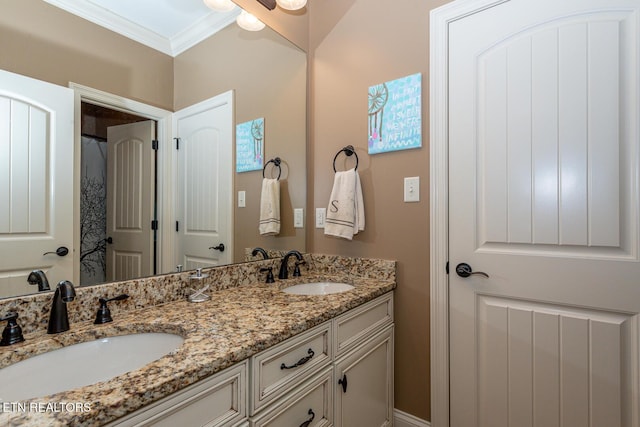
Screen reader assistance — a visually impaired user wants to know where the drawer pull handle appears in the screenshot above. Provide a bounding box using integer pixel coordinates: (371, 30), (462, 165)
(338, 373), (348, 393)
(280, 348), (315, 370)
(300, 409), (315, 427)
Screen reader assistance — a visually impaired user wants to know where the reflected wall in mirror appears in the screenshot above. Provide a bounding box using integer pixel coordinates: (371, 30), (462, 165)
(0, 0), (306, 298)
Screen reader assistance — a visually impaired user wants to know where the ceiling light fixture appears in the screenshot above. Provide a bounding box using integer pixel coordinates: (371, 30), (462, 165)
(275, 0), (307, 10)
(203, 0), (236, 12)
(236, 10), (266, 31)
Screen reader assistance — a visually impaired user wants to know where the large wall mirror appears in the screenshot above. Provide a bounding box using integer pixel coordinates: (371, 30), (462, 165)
(0, 0), (307, 298)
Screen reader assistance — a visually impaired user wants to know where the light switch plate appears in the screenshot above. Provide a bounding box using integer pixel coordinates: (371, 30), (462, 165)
(294, 208), (304, 228)
(404, 177), (420, 202)
(315, 208), (326, 228)
(238, 191), (246, 208)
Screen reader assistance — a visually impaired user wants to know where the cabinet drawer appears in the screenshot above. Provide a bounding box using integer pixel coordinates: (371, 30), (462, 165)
(251, 322), (332, 414)
(250, 367), (333, 427)
(334, 292), (393, 356)
(108, 361), (247, 427)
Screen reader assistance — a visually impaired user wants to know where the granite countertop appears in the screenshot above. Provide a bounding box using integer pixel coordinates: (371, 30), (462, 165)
(0, 273), (395, 426)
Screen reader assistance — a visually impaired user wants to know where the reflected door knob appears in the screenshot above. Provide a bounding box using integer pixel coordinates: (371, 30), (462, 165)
(43, 246), (69, 257)
(209, 244), (225, 252)
(455, 263), (489, 278)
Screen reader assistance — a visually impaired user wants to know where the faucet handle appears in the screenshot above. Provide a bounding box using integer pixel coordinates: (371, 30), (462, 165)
(260, 267), (275, 283)
(94, 294), (129, 324)
(294, 260), (306, 277)
(0, 313), (25, 346)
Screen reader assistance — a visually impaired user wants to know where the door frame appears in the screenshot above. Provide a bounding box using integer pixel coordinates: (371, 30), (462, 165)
(70, 83), (174, 283)
(429, 1), (508, 425)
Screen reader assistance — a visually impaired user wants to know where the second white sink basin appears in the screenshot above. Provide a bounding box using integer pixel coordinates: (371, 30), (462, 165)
(0, 332), (184, 401)
(283, 282), (354, 295)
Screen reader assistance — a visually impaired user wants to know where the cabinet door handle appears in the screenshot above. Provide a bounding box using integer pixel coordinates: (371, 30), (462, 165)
(299, 409), (315, 427)
(280, 348), (315, 370)
(338, 373), (348, 393)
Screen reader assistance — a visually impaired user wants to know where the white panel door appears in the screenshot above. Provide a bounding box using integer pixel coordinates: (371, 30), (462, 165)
(174, 91), (233, 270)
(0, 70), (74, 297)
(448, 1), (640, 426)
(106, 121), (155, 282)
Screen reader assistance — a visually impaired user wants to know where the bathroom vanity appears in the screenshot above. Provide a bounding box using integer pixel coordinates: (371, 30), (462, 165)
(0, 255), (395, 426)
(109, 293), (393, 427)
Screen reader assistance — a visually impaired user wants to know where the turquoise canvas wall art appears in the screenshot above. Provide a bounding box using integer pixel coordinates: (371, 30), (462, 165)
(236, 118), (264, 173)
(368, 73), (422, 154)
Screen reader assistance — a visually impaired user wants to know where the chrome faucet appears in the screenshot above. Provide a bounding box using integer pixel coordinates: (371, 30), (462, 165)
(48, 280), (76, 334)
(278, 250), (303, 280)
(27, 270), (50, 292)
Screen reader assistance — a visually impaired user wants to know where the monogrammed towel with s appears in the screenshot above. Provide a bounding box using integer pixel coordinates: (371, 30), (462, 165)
(324, 168), (364, 240)
(259, 178), (280, 235)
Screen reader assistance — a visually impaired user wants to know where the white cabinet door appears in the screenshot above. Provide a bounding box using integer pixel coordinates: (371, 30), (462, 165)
(447, 0), (640, 425)
(0, 70), (74, 297)
(334, 326), (393, 427)
(173, 91), (233, 269)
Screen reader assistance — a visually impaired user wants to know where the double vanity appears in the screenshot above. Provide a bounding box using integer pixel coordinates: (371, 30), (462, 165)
(0, 254), (395, 426)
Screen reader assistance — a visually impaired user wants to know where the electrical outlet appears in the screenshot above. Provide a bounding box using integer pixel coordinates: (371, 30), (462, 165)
(315, 208), (326, 228)
(294, 208), (304, 228)
(404, 177), (420, 202)
(238, 191), (246, 208)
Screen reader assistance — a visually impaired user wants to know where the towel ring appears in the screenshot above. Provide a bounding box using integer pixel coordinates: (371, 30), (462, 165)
(333, 145), (359, 172)
(263, 157), (282, 180)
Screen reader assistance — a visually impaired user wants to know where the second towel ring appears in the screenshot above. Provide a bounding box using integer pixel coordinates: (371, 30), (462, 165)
(333, 145), (359, 172)
(263, 157), (282, 180)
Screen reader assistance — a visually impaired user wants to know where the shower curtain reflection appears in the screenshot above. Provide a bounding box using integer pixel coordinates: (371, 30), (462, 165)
(80, 135), (107, 286)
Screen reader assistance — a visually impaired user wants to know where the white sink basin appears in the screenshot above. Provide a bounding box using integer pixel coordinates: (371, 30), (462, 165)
(0, 332), (184, 401)
(282, 282), (355, 295)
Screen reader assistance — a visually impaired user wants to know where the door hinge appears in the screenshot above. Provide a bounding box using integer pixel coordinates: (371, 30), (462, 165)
(174, 137), (180, 150)
(152, 140), (158, 150)
(446, 261), (449, 275)
(151, 220), (158, 230)
(175, 221), (180, 232)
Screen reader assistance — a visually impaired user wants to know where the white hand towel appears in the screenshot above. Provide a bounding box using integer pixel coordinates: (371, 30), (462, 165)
(259, 178), (280, 236)
(324, 168), (365, 240)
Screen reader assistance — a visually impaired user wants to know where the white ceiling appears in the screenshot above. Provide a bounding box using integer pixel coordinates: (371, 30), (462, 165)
(43, 0), (241, 57)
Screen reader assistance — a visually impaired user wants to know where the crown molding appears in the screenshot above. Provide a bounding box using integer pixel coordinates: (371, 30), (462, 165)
(43, 0), (240, 57)
(171, 9), (240, 56)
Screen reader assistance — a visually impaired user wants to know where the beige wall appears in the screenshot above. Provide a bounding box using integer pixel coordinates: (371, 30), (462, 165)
(306, 0), (451, 421)
(174, 24), (307, 262)
(0, 0), (173, 110)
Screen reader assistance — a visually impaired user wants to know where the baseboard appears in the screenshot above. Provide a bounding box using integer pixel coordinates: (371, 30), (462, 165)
(394, 409), (430, 427)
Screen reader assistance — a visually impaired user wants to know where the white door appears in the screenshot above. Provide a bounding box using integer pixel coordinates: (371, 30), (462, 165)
(174, 91), (233, 270)
(106, 121), (156, 282)
(448, 0), (640, 426)
(0, 70), (74, 297)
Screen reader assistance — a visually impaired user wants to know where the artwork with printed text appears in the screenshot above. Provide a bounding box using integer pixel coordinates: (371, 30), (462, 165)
(236, 118), (264, 172)
(368, 73), (421, 154)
